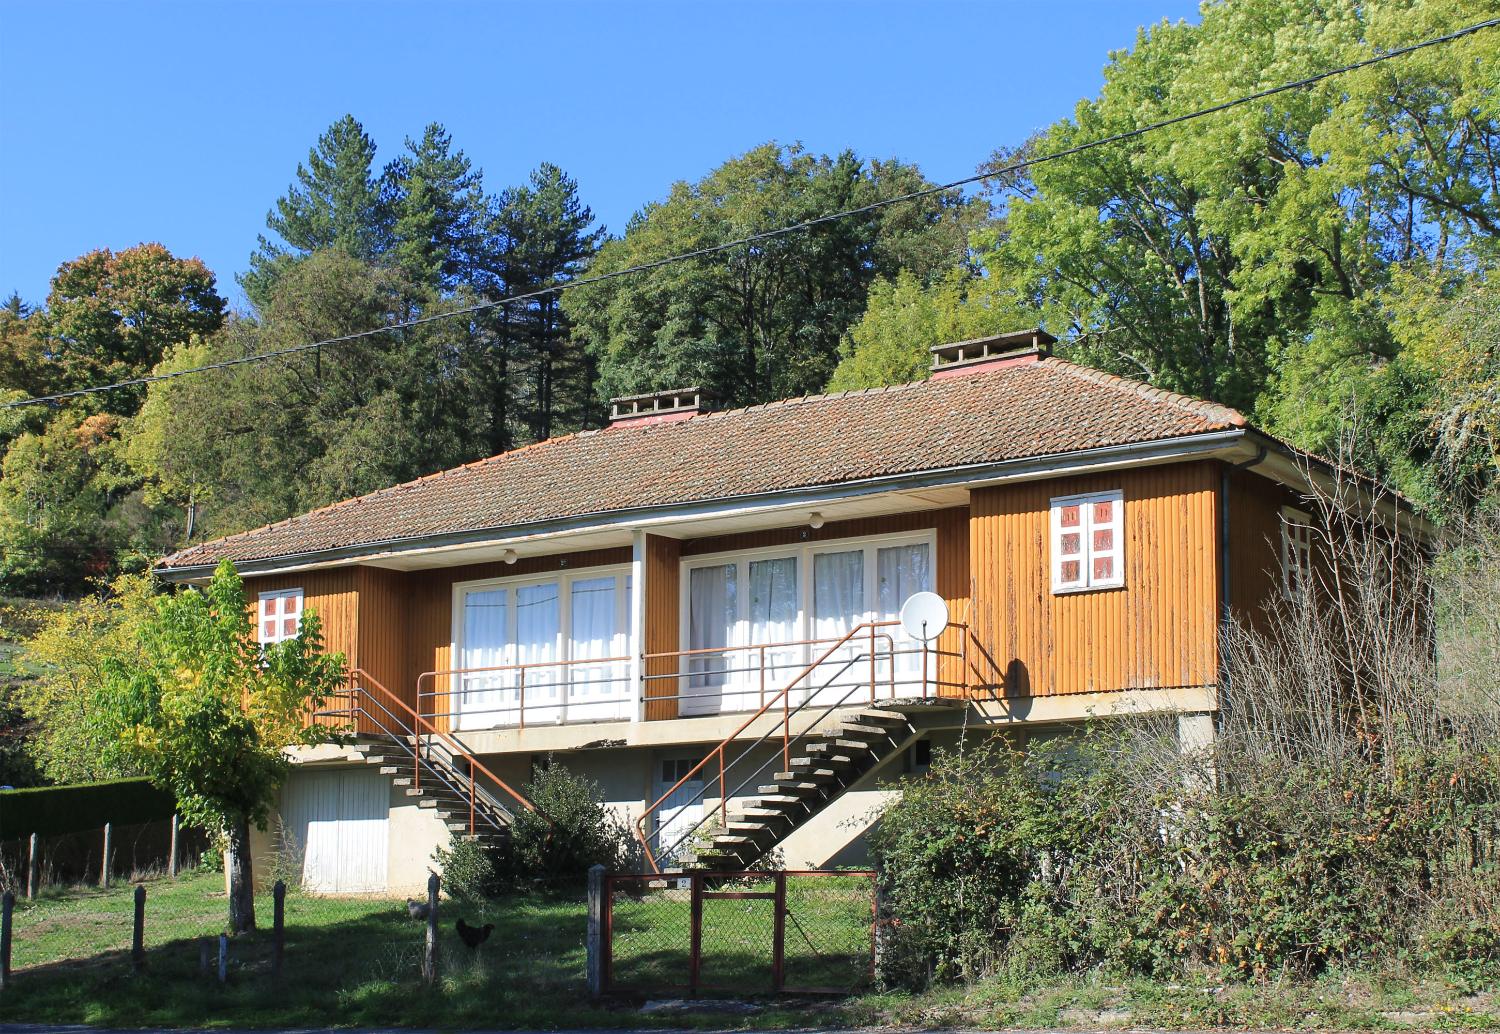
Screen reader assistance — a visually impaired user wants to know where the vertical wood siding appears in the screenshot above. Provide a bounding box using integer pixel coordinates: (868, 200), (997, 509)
(643, 535), (681, 720)
(355, 567), (412, 711)
(968, 462), (1219, 698)
(243, 569), (359, 730)
(1227, 465), (1302, 633)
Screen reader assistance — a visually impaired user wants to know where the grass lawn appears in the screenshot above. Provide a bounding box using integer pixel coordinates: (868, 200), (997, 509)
(2, 870), (1497, 1030)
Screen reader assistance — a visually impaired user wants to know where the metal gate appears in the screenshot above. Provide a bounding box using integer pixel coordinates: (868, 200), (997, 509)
(603, 870), (876, 995)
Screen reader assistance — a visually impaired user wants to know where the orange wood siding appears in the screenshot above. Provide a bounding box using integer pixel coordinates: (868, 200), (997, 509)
(354, 567), (412, 710)
(968, 462), (1219, 698)
(242, 569), (359, 664)
(242, 568), (359, 730)
(643, 534), (681, 720)
(404, 547), (633, 730)
(1226, 465), (1302, 630)
(679, 509), (967, 557)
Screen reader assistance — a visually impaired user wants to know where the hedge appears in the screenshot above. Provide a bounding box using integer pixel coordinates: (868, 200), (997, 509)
(0, 778), (175, 839)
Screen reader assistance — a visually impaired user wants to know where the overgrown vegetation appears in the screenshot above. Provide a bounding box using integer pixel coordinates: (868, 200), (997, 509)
(875, 473), (1500, 991)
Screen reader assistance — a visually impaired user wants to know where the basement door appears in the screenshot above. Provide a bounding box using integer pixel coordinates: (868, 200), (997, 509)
(280, 768), (389, 894)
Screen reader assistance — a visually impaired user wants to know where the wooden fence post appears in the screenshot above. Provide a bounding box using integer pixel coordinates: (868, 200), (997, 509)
(100, 823), (112, 888)
(586, 864), (605, 996)
(271, 881), (285, 978)
(25, 834), (37, 899)
(422, 871), (439, 986)
(132, 885), (145, 972)
(168, 815), (180, 879)
(1, 890), (13, 990)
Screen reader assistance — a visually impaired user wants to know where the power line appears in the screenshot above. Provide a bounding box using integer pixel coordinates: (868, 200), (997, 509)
(5, 15), (1497, 412)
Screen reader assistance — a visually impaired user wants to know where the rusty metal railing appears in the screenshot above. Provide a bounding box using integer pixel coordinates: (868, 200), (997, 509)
(632, 622), (970, 873)
(319, 668), (544, 837)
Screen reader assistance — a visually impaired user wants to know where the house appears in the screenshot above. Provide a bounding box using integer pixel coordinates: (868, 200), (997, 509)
(155, 330), (1396, 894)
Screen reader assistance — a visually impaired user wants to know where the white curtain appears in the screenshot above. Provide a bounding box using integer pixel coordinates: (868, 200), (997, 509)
(460, 588), (509, 727)
(878, 543), (933, 691)
(569, 576), (621, 714)
(515, 583), (561, 717)
(749, 557), (800, 706)
(812, 551), (864, 702)
(688, 564), (736, 710)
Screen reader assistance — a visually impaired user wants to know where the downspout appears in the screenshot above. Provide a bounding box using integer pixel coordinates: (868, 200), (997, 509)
(1217, 446), (1268, 722)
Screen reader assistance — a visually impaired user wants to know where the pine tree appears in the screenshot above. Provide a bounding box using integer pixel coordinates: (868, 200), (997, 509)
(384, 124), (489, 291)
(489, 164), (604, 443)
(242, 115), (388, 308)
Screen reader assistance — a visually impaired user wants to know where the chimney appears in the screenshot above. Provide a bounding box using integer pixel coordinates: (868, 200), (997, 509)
(607, 387), (712, 427)
(929, 329), (1056, 380)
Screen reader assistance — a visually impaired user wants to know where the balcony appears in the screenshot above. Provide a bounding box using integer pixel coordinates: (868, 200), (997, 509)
(394, 620), (971, 733)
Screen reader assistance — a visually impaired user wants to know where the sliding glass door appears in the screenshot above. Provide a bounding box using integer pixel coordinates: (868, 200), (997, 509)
(681, 533), (936, 714)
(455, 568), (631, 730)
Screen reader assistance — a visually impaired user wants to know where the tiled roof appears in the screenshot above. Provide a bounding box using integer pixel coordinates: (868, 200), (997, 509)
(157, 358), (1248, 570)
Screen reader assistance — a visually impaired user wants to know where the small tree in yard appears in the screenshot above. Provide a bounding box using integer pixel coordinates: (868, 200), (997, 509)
(90, 558), (345, 931)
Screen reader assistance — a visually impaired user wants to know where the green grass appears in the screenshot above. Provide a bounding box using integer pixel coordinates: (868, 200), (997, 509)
(2, 871), (1497, 1030)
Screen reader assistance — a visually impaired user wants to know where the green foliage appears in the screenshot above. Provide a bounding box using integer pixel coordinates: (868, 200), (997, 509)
(87, 559), (345, 835)
(435, 761), (636, 898)
(500, 760), (637, 888)
(565, 142), (982, 408)
(0, 776), (174, 839)
(827, 268), (1031, 391)
(975, 0), (1500, 507)
(15, 573), (157, 783)
(873, 733), (1500, 988)
(432, 836), (500, 902)
(243, 115), (387, 307)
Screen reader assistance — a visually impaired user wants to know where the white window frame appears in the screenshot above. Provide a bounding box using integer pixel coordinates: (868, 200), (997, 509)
(258, 588), (304, 645)
(449, 564), (634, 723)
(1280, 506), (1314, 597)
(1050, 489), (1125, 594)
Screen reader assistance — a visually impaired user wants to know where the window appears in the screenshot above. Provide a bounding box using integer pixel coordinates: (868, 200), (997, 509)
(453, 567), (633, 729)
(1051, 490), (1124, 593)
(681, 532), (936, 713)
(258, 589), (304, 644)
(1280, 507), (1314, 597)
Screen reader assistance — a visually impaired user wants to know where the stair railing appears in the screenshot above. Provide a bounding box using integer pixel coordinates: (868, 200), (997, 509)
(321, 668), (544, 837)
(634, 622), (906, 872)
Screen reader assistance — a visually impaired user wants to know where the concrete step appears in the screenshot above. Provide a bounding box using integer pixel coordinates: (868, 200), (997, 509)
(838, 721), (901, 739)
(775, 767), (840, 783)
(750, 794), (806, 807)
(792, 753), (857, 770)
(854, 708), (912, 726)
(732, 807), (796, 825)
(813, 738), (876, 755)
(758, 782), (825, 795)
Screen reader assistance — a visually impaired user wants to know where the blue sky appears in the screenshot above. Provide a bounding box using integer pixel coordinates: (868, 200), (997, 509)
(0, 0), (1201, 309)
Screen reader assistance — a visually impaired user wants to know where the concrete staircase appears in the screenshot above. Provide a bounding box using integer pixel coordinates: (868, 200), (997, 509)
(679, 701), (953, 871)
(350, 738), (512, 847)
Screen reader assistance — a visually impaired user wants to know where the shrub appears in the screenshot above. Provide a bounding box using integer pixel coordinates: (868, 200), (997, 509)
(500, 760), (637, 890)
(435, 760), (638, 898)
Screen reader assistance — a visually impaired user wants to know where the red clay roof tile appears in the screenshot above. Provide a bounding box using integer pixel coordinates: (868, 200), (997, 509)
(157, 358), (1248, 570)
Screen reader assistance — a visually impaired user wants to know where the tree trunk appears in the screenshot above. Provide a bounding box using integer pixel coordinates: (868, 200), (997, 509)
(225, 817), (256, 933)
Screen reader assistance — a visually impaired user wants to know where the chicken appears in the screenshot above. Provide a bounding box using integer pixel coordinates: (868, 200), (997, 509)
(455, 918), (493, 949)
(406, 898), (430, 920)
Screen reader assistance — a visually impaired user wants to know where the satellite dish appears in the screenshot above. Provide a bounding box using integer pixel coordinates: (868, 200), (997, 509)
(899, 592), (949, 642)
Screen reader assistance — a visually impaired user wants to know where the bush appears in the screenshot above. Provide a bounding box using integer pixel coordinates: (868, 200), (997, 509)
(874, 733), (1500, 988)
(435, 760), (638, 898)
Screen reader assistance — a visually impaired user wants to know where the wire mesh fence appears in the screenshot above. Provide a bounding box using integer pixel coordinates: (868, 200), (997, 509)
(604, 870), (876, 995)
(0, 867), (591, 1004)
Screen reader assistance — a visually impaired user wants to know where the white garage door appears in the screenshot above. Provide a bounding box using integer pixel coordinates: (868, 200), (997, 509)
(280, 769), (389, 894)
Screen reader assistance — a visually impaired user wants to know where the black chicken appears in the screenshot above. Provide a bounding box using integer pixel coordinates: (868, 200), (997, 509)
(406, 898), (430, 920)
(455, 918), (494, 949)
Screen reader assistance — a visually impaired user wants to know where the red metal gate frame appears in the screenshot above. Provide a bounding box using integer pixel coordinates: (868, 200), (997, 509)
(603, 869), (877, 996)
